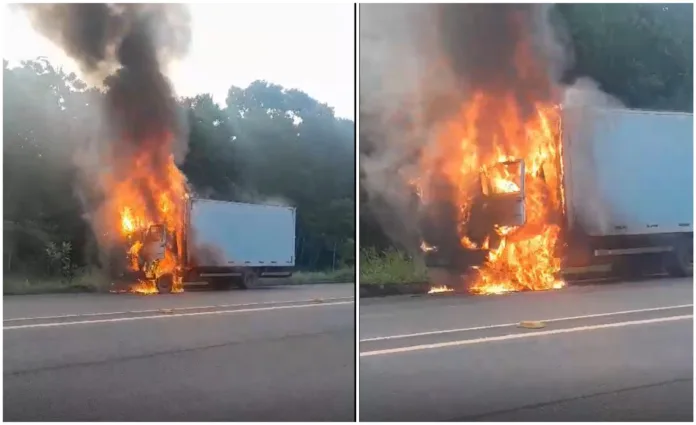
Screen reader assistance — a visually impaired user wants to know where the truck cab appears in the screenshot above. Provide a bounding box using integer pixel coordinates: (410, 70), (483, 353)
(142, 224), (167, 264)
(423, 158), (528, 272)
(480, 159), (527, 229)
(125, 223), (177, 293)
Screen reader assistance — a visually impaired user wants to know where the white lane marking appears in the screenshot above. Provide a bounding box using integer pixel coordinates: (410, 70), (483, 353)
(361, 314), (693, 357)
(4, 301), (354, 330)
(4, 296), (355, 322)
(360, 304), (693, 342)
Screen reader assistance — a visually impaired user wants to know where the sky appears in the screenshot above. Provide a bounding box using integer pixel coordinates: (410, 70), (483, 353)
(2, 3), (355, 119)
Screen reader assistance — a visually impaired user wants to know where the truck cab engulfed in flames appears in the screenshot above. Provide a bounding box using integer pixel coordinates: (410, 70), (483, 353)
(113, 197), (298, 295)
(128, 224), (169, 274)
(119, 220), (181, 294)
(480, 159), (527, 229)
(422, 158), (531, 271)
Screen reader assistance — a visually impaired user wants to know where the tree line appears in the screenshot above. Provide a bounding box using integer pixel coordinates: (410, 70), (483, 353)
(4, 59), (355, 277)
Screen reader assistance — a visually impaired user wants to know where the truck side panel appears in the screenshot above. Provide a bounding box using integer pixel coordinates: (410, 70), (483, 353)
(189, 199), (296, 268)
(563, 108), (693, 237)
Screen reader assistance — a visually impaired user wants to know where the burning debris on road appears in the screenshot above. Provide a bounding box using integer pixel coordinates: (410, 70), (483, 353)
(361, 4), (574, 295)
(22, 4), (192, 294)
(427, 285), (454, 295)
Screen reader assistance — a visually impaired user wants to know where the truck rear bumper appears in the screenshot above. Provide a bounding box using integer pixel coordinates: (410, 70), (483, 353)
(260, 270), (293, 278)
(594, 246), (674, 256)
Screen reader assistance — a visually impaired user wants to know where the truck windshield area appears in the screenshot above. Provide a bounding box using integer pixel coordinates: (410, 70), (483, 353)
(481, 159), (524, 196)
(146, 224), (164, 243)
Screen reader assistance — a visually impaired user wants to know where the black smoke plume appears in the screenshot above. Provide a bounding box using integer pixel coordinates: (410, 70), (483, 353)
(21, 4), (192, 269)
(436, 4), (561, 117)
(22, 4), (191, 160)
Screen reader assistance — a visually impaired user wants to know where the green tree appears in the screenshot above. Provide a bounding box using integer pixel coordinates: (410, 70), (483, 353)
(557, 3), (692, 111)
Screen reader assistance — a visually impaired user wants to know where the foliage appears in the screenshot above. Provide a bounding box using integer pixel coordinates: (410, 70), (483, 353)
(360, 248), (429, 285)
(4, 61), (355, 283)
(556, 3), (693, 111)
(44, 241), (76, 282)
(289, 268), (355, 285)
(4, 268), (111, 295)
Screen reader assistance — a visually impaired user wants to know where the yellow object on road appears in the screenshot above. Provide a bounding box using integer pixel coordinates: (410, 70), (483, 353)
(518, 321), (545, 329)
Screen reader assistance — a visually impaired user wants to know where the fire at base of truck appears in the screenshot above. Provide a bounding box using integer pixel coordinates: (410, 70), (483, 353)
(112, 222), (182, 295)
(414, 98), (567, 295)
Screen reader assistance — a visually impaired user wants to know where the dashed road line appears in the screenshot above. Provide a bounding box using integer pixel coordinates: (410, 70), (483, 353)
(4, 296), (355, 323)
(360, 304), (693, 342)
(360, 314), (693, 357)
(5, 300), (354, 330)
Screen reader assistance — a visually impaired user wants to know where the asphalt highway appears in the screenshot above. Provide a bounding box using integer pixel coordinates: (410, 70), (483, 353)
(4, 283), (356, 421)
(360, 278), (693, 421)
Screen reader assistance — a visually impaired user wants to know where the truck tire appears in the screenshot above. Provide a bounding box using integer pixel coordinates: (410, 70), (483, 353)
(156, 274), (174, 294)
(665, 240), (693, 278)
(239, 270), (259, 289)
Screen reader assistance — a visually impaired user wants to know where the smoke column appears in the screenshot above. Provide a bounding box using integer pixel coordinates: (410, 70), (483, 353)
(21, 4), (192, 268)
(437, 4), (563, 119)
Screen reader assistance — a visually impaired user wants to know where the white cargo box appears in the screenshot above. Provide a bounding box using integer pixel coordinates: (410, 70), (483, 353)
(189, 199), (296, 267)
(563, 107), (693, 237)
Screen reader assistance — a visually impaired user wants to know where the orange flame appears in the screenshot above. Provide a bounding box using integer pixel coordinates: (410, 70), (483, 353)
(428, 285), (454, 294)
(127, 280), (159, 295)
(104, 131), (188, 293)
(491, 178), (520, 194)
(420, 240), (438, 252)
(421, 93), (566, 295)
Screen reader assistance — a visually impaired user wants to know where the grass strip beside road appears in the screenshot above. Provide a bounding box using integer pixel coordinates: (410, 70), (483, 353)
(5, 268), (355, 295)
(4, 270), (110, 295)
(359, 248), (613, 287)
(360, 249), (429, 285)
(287, 268), (355, 284)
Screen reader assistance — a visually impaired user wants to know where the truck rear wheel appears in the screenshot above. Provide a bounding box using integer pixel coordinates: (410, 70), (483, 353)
(238, 270), (259, 289)
(665, 240), (693, 278)
(156, 274), (174, 294)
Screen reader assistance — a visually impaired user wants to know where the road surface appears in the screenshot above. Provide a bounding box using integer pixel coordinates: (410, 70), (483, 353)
(4, 284), (355, 421)
(360, 278), (693, 421)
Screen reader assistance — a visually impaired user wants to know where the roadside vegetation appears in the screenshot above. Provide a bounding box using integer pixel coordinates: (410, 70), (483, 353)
(4, 269), (111, 295)
(359, 248), (429, 285)
(5, 269), (354, 295)
(289, 268), (355, 285)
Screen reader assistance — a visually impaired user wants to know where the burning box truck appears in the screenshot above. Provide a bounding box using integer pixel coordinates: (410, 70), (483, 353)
(116, 198), (297, 294)
(424, 106), (693, 285)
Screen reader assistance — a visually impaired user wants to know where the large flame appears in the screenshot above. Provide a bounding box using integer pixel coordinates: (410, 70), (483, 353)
(421, 93), (566, 295)
(107, 131), (188, 294)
